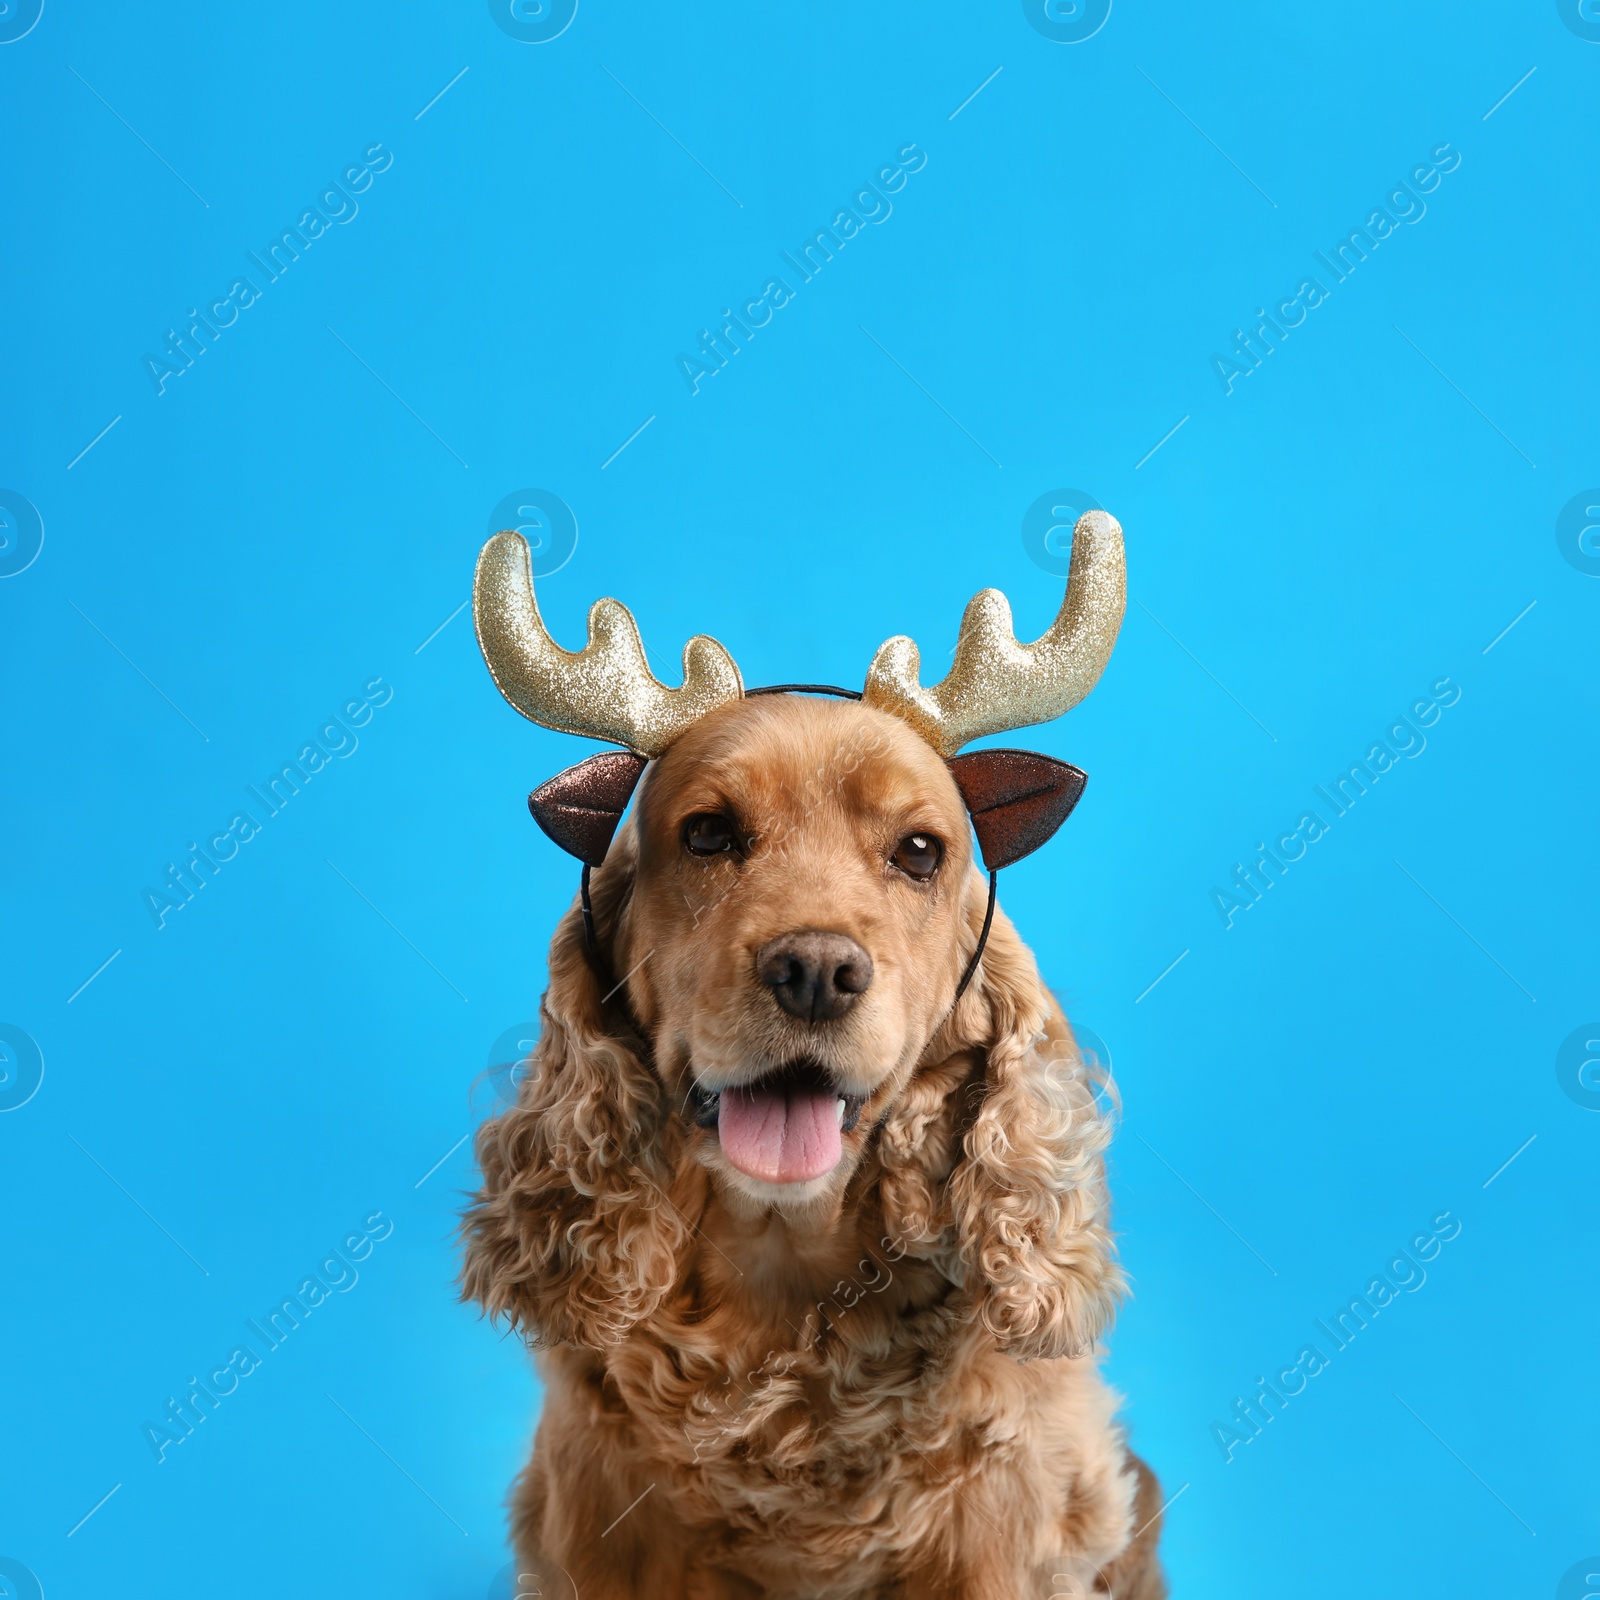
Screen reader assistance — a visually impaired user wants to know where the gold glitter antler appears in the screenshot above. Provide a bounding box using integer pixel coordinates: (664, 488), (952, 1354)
(862, 510), (1126, 757)
(473, 531), (744, 757)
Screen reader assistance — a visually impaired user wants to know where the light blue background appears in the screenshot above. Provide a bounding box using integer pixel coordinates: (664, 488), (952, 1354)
(3, 4), (1596, 1595)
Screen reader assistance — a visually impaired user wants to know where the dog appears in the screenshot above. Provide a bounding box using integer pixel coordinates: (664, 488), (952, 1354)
(461, 514), (1164, 1598)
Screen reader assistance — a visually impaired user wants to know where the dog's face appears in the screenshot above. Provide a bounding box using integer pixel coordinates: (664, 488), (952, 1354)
(612, 694), (977, 1211)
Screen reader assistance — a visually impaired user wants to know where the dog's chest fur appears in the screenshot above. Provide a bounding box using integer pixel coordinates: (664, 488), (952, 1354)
(539, 1199), (1124, 1593)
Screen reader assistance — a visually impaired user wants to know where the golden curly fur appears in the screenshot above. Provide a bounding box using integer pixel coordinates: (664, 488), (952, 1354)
(463, 694), (1165, 1598)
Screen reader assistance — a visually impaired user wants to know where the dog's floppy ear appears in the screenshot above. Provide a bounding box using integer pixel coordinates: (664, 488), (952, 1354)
(944, 894), (1122, 1361)
(946, 749), (1086, 872)
(528, 751), (649, 866)
(460, 837), (689, 1349)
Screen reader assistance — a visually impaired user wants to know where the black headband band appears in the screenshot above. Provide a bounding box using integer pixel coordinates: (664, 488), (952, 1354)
(744, 683), (863, 699)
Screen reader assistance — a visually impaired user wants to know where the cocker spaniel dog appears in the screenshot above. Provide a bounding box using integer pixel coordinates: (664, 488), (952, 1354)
(461, 512), (1165, 1599)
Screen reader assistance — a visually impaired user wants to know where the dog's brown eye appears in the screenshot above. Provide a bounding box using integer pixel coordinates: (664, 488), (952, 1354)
(892, 833), (942, 879)
(684, 813), (737, 856)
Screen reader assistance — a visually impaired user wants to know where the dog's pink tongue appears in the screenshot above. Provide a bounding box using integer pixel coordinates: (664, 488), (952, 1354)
(718, 1082), (842, 1184)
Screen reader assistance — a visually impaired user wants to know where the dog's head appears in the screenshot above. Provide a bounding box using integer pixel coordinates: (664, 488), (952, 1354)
(461, 515), (1127, 1355)
(617, 692), (975, 1207)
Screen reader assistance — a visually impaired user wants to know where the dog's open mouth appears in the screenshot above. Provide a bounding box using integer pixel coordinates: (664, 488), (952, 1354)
(689, 1061), (866, 1185)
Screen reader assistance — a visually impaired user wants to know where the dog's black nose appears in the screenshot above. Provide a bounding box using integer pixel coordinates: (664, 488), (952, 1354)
(756, 930), (873, 1022)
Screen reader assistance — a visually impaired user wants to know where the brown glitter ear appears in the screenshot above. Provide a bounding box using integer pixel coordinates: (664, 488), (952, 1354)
(946, 749), (1087, 872)
(528, 751), (649, 867)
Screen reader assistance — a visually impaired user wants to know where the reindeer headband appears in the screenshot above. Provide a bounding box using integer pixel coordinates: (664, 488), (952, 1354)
(474, 511), (1125, 991)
